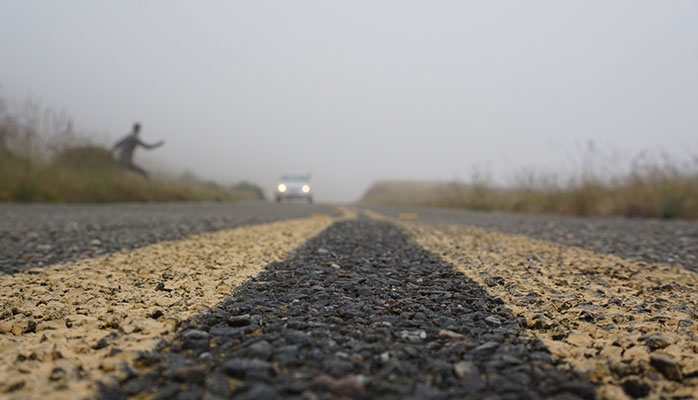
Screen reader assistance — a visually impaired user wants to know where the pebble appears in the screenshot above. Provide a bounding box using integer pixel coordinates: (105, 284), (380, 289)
(638, 332), (673, 351)
(222, 358), (275, 379)
(621, 378), (651, 399)
(649, 354), (683, 381)
(247, 340), (273, 361)
(181, 329), (208, 340)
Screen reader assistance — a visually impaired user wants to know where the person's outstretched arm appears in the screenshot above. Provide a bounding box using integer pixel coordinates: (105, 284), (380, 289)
(137, 138), (165, 150)
(145, 140), (165, 150)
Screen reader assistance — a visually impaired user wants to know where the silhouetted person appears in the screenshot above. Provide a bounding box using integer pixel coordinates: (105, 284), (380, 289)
(110, 123), (164, 179)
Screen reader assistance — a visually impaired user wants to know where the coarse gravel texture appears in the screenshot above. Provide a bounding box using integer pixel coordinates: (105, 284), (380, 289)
(108, 218), (596, 400)
(4, 202), (697, 399)
(361, 204), (698, 272)
(401, 219), (698, 399)
(0, 216), (336, 400)
(0, 201), (341, 273)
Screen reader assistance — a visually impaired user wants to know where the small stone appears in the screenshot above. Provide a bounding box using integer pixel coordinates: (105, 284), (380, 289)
(638, 333), (673, 351)
(317, 248), (329, 254)
(205, 373), (232, 397)
(181, 329), (209, 340)
(222, 358), (275, 379)
(485, 316), (502, 326)
(650, 354), (683, 381)
(438, 329), (467, 340)
(228, 314), (252, 327)
(324, 358), (354, 376)
(623, 345), (650, 362)
(453, 361), (478, 379)
(273, 345), (299, 364)
(621, 378), (651, 399)
(610, 362), (645, 378)
(247, 340), (273, 361)
(312, 374), (366, 397)
(474, 341), (499, 353)
(153, 383), (181, 400)
(233, 383), (278, 400)
(283, 330), (314, 347)
(396, 329), (427, 342)
(557, 382), (597, 400)
(564, 332), (593, 348)
(48, 367), (68, 382)
(485, 275), (505, 286)
(1, 379), (25, 393)
(172, 366), (206, 384)
(282, 382), (307, 394)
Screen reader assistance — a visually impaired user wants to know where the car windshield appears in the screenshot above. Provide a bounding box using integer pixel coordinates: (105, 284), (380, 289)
(281, 174), (310, 181)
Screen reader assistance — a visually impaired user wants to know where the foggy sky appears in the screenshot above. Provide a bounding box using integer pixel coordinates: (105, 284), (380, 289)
(1, 1), (697, 202)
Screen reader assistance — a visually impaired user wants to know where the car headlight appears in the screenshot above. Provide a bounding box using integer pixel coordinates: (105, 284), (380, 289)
(302, 184), (310, 193)
(277, 184), (287, 193)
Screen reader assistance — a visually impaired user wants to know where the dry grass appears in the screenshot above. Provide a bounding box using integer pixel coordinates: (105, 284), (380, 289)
(0, 97), (264, 203)
(362, 151), (698, 220)
(359, 180), (453, 206)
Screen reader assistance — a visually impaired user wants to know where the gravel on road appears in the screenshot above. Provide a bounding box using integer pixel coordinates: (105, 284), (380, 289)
(361, 204), (698, 273)
(0, 202), (341, 274)
(107, 218), (595, 400)
(3, 203), (697, 399)
(399, 218), (698, 399)
(0, 214), (337, 400)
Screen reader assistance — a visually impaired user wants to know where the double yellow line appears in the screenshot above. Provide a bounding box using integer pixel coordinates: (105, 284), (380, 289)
(0, 211), (349, 400)
(2, 206), (695, 399)
(366, 209), (698, 399)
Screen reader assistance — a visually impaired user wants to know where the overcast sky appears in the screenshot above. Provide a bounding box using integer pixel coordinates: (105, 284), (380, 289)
(1, 1), (697, 202)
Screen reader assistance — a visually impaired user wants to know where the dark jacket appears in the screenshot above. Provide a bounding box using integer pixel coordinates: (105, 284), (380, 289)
(110, 133), (162, 163)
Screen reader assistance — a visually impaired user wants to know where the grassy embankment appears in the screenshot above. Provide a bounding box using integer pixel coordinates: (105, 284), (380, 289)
(0, 99), (264, 203)
(362, 152), (698, 220)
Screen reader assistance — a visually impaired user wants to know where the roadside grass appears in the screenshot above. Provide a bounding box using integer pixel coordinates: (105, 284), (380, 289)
(0, 97), (264, 203)
(362, 155), (698, 220)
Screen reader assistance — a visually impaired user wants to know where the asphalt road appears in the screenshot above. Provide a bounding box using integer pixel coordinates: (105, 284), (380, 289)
(360, 203), (698, 273)
(0, 201), (342, 273)
(1, 202), (696, 399)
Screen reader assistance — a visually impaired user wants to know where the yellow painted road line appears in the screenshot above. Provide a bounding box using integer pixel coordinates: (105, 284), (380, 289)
(0, 215), (341, 400)
(362, 209), (419, 221)
(361, 208), (391, 221)
(398, 213), (419, 220)
(399, 220), (698, 399)
(333, 205), (360, 221)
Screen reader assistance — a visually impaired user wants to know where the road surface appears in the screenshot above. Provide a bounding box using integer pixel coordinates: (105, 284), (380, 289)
(0, 202), (696, 399)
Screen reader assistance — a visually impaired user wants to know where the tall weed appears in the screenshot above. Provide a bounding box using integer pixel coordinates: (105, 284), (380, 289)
(0, 96), (264, 203)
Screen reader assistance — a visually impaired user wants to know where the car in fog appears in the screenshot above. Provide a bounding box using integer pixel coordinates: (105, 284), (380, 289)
(275, 174), (313, 203)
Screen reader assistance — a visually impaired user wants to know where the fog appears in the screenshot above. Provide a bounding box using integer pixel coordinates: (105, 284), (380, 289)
(1, 1), (697, 202)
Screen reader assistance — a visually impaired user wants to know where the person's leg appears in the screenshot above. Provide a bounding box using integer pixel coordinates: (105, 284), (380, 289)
(126, 162), (149, 179)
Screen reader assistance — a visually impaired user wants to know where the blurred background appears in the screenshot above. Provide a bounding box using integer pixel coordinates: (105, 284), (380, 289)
(1, 1), (697, 217)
